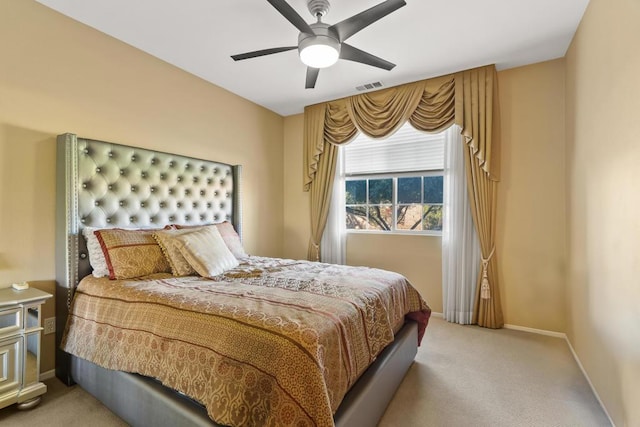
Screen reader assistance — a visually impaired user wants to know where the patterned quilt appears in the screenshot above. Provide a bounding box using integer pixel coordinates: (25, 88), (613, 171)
(62, 257), (431, 427)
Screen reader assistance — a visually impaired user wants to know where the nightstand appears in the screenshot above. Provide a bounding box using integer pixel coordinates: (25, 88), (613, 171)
(0, 287), (52, 410)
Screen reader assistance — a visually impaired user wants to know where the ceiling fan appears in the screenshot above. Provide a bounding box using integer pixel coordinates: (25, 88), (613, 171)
(231, 0), (407, 89)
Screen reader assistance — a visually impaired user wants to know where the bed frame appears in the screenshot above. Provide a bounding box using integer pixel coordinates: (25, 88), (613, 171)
(54, 133), (418, 426)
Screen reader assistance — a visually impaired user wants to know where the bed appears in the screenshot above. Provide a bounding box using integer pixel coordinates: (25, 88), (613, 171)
(54, 133), (431, 427)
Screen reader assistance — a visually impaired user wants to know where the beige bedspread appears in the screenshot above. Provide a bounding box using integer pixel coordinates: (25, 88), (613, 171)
(62, 257), (431, 427)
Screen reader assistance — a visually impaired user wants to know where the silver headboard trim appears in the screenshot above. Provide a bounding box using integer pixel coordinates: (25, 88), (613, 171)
(55, 134), (80, 310)
(232, 165), (242, 240)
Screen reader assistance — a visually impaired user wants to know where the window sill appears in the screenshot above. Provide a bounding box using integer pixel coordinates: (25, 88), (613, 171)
(346, 230), (442, 237)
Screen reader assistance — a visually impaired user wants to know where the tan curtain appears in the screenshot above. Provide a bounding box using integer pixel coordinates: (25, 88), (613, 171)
(303, 64), (503, 328)
(303, 103), (327, 192)
(303, 102), (358, 260)
(455, 66), (503, 328)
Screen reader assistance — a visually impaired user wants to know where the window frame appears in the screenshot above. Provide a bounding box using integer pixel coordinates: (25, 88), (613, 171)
(345, 170), (443, 236)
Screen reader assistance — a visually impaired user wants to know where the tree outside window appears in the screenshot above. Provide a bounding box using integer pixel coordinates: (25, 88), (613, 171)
(345, 175), (442, 233)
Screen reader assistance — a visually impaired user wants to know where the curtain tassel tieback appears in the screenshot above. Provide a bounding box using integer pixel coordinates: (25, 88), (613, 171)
(312, 242), (320, 262)
(480, 246), (496, 300)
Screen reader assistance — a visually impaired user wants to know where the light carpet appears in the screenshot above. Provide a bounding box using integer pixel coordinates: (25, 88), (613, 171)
(0, 318), (611, 426)
(380, 317), (611, 427)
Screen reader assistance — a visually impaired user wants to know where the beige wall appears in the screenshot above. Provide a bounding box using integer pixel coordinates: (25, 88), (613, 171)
(283, 114), (310, 259)
(347, 234), (443, 311)
(282, 62), (567, 321)
(565, 0), (640, 425)
(0, 1), (284, 288)
(497, 60), (567, 332)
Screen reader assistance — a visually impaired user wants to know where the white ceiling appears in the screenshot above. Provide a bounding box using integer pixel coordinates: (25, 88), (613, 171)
(36, 0), (589, 116)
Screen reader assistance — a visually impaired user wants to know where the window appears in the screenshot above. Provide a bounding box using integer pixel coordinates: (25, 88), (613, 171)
(343, 123), (444, 234)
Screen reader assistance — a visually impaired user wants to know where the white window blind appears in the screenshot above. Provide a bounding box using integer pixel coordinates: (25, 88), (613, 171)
(344, 122), (444, 175)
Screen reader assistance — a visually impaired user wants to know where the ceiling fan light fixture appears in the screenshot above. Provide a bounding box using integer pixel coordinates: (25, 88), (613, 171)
(299, 35), (340, 68)
(231, 0), (406, 88)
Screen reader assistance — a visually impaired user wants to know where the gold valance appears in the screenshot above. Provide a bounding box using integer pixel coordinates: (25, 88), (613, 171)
(303, 65), (500, 192)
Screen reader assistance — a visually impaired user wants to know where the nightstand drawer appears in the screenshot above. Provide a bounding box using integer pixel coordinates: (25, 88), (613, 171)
(0, 308), (21, 336)
(0, 336), (21, 396)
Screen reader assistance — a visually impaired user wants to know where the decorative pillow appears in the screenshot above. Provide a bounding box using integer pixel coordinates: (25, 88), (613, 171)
(174, 226), (239, 277)
(214, 222), (248, 259)
(152, 229), (197, 276)
(94, 228), (171, 280)
(82, 226), (110, 278)
(175, 222), (247, 259)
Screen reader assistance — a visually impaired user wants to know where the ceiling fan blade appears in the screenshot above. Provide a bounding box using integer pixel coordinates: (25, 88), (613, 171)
(267, 0), (314, 35)
(340, 43), (395, 70)
(330, 0), (406, 42)
(231, 46), (298, 61)
(306, 67), (320, 89)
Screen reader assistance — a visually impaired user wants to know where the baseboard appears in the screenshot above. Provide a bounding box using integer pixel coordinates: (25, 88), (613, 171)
(430, 311), (443, 319)
(39, 369), (56, 381)
(502, 323), (615, 426)
(503, 323), (566, 339)
(564, 338), (616, 427)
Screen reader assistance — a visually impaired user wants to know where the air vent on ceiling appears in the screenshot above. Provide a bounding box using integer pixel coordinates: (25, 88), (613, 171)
(356, 81), (384, 91)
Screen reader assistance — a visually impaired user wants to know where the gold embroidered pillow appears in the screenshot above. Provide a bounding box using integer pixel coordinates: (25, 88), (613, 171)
(84, 225), (174, 277)
(174, 226), (239, 277)
(94, 228), (171, 279)
(152, 229), (197, 276)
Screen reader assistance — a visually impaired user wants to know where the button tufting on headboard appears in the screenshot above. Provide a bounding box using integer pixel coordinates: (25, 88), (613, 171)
(56, 133), (242, 303)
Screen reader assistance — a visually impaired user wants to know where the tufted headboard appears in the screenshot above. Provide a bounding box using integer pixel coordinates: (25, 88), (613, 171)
(54, 133), (241, 382)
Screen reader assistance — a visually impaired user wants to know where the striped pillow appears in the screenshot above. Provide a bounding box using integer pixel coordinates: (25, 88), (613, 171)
(174, 226), (239, 277)
(214, 222), (247, 259)
(174, 222), (247, 259)
(94, 229), (171, 279)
